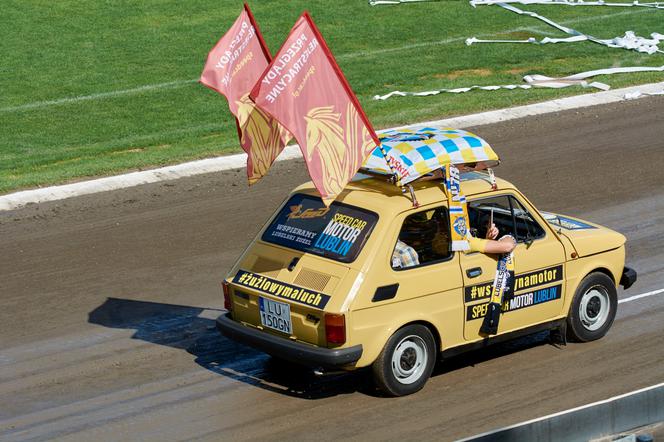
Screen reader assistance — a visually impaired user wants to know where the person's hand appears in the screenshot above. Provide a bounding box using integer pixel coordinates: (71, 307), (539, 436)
(481, 234), (516, 254)
(486, 223), (499, 240)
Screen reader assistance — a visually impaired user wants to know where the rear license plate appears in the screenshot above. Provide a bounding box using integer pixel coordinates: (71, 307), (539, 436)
(259, 297), (292, 335)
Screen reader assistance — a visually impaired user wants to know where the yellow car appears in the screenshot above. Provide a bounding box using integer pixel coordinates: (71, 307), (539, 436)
(216, 131), (636, 396)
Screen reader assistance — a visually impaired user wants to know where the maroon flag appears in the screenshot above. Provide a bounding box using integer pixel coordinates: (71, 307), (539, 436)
(250, 12), (379, 205)
(200, 4), (290, 184)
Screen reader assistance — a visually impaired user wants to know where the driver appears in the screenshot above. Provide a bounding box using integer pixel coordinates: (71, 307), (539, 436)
(468, 219), (516, 254)
(444, 164), (516, 255)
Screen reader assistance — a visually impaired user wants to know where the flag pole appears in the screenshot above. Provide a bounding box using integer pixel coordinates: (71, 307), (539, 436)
(376, 143), (402, 187)
(375, 142), (414, 206)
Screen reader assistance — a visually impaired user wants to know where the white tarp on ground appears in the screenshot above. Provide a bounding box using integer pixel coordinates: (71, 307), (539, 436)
(368, 0), (664, 99)
(471, 3), (664, 54)
(374, 81), (601, 100)
(373, 65), (664, 100)
(368, 0), (437, 4)
(372, 1), (663, 53)
(469, 0), (664, 9)
(467, 32), (664, 54)
(370, 0), (664, 7)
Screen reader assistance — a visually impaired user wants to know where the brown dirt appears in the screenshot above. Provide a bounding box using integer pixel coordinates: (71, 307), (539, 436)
(505, 67), (541, 75)
(1, 96), (663, 441)
(428, 69), (494, 80)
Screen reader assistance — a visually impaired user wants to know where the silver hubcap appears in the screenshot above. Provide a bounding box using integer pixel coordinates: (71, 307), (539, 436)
(579, 285), (610, 331)
(391, 335), (428, 385)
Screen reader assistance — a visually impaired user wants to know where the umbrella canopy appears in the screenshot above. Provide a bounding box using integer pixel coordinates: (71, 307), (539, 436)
(363, 127), (499, 185)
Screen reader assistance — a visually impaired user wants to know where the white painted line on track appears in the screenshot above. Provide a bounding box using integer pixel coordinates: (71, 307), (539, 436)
(619, 288), (664, 304)
(456, 381), (664, 442)
(0, 7), (649, 113)
(456, 288), (664, 440)
(1, 81), (663, 211)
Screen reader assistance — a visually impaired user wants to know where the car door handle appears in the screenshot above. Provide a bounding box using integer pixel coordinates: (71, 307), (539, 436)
(466, 267), (482, 278)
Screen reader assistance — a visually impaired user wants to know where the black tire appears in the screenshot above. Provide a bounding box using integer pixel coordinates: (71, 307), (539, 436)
(567, 272), (617, 342)
(372, 324), (436, 396)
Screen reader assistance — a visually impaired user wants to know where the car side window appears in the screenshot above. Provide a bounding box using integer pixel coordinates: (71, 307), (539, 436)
(467, 194), (545, 243)
(468, 195), (513, 239)
(392, 207), (452, 270)
(510, 197), (545, 242)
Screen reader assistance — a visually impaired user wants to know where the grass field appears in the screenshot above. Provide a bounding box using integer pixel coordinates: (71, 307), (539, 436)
(1, 0), (662, 194)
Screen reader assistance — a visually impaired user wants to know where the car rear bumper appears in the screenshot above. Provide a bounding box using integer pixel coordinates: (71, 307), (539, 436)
(620, 266), (637, 289)
(216, 313), (363, 369)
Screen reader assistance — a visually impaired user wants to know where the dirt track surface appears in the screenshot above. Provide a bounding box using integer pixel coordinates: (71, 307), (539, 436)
(1, 97), (663, 441)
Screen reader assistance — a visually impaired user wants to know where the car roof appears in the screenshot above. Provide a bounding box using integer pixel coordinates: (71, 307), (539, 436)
(292, 171), (517, 218)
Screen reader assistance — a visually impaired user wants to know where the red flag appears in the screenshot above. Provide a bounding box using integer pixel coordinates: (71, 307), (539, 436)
(250, 12), (379, 205)
(200, 4), (290, 184)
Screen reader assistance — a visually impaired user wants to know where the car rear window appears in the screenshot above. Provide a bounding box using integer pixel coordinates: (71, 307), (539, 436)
(262, 194), (378, 263)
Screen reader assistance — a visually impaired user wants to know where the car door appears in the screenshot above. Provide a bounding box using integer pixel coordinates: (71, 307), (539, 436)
(461, 192), (566, 340)
(376, 205), (466, 347)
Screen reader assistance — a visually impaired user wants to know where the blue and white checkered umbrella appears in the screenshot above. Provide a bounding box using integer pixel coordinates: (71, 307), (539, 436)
(363, 127), (499, 185)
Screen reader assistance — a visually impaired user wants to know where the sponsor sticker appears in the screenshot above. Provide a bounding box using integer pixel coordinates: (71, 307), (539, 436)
(287, 204), (330, 220)
(233, 269), (331, 309)
(541, 212), (596, 230)
(312, 212), (369, 258)
(466, 284), (562, 321)
(382, 132), (435, 143)
(465, 264), (563, 302)
(262, 194), (377, 263)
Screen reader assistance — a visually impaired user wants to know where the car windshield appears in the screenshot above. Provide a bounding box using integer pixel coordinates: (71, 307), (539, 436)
(261, 194), (379, 263)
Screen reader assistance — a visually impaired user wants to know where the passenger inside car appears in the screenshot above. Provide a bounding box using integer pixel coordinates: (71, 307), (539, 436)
(392, 208), (452, 269)
(392, 239), (419, 269)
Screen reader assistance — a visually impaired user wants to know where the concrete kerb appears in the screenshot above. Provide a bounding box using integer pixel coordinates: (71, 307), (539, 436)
(457, 381), (664, 442)
(2, 81), (663, 212)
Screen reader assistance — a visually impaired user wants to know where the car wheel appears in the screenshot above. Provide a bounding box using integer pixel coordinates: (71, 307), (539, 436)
(372, 324), (436, 396)
(567, 272), (617, 342)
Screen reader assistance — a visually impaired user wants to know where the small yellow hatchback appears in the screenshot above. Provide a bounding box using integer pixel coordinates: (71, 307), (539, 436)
(217, 170), (636, 396)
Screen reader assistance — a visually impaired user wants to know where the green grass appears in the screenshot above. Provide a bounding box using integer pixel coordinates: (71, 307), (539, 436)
(1, 0), (662, 193)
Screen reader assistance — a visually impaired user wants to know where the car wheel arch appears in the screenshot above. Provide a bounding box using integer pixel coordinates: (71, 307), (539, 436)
(588, 266), (617, 285)
(394, 320), (442, 353)
(355, 314), (444, 368)
(565, 266), (617, 309)
(370, 322), (440, 396)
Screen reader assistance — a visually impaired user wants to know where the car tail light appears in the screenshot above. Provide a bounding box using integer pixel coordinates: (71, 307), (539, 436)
(325, 313), (346, 345)
(221, 281), (232, 311)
